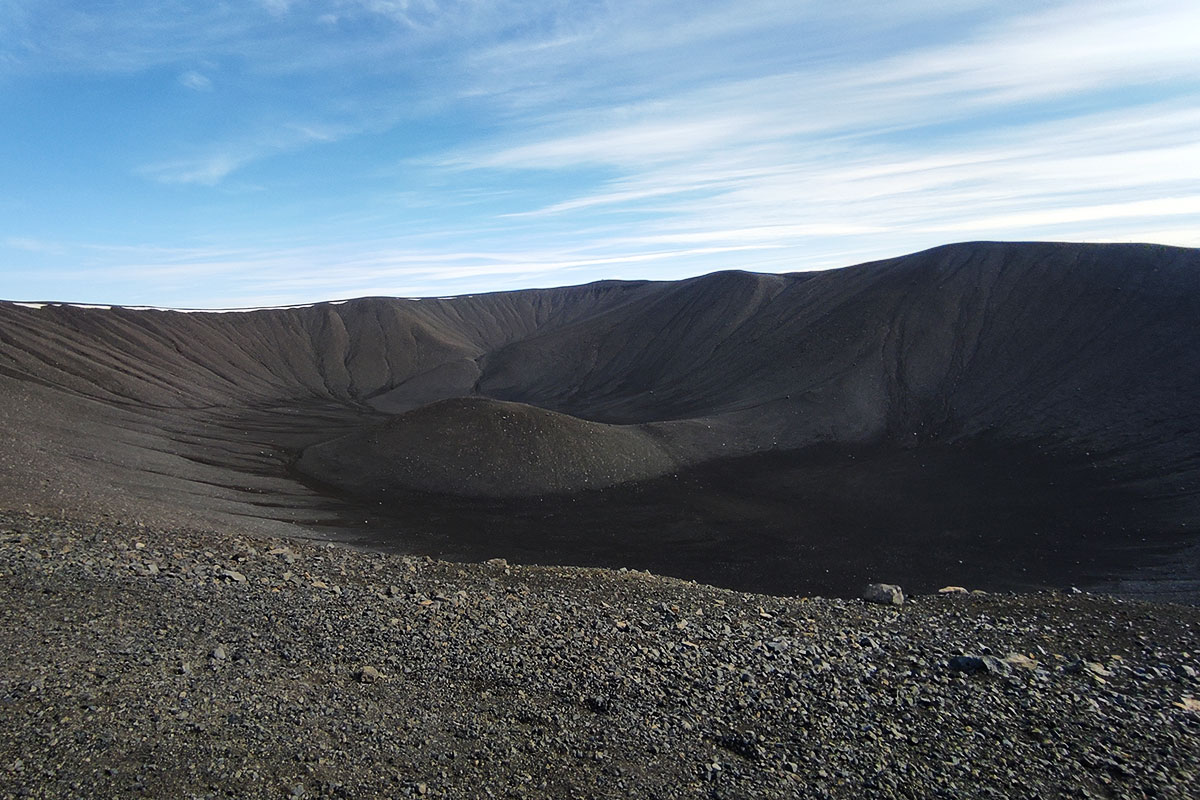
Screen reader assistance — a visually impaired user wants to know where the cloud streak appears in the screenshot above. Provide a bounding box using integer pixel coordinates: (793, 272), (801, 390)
(1, 0), (1197, 306)
(177, 70), (212, 91)
(437, 0), (1200, 266)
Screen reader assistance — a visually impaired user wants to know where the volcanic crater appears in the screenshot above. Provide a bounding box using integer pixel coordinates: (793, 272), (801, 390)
(2, 241), (1198, 599)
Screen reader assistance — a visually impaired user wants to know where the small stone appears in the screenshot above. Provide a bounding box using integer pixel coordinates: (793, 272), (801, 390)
(221, 569), (246, 583)
(211, 645), (227, 661)
(485, 558), (508, 568)
(1175, 697), (1200, 713)
(357, 666), (382, 684)
(1004, 653), (1039, 670)
(288, 784), (306, 797)
(981, 655), (1011, 676)
(862, 583), (904, 606)
(938, 586), (968, 594)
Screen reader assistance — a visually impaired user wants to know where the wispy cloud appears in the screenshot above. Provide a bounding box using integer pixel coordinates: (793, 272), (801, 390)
(437, 0), (1200, 264)
(177, 70), (212, 91)
(1, 0), (1197, 306)
(140, 153), (247, 186)
(4, 236), (66, 255)
(136, 120), (359, 185)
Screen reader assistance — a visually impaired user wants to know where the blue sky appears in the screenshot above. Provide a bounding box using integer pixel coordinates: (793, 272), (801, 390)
(2, 0), (1198, 308)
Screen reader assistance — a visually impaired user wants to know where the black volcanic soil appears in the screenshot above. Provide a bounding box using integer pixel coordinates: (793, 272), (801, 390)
(297, 397), (678, 497)
(0, 241), (1198, 600)
(327, 437), (1187, 600)
(4, 511), (1200, 800)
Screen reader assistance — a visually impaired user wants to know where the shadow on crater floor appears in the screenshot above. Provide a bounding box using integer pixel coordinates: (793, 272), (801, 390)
(298, 436), (1200, 601)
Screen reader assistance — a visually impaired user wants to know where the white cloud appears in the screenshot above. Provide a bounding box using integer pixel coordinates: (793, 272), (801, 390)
(823, 0), (1200, 122)
(4, 0), (1199, 306)
(139, 153), (248, 186)
(259, 0), (296, 15)
(4, 236), (65, 254)
(177, 70), (213, 91)
(928, 197), (1200, 234)
(136, 118), (359, 185)
(430, 0), (1200, 273)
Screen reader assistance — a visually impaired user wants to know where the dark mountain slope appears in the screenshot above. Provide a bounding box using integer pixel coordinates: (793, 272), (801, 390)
(1, 241), (1197, 598)
(467, 242), (1198, 459)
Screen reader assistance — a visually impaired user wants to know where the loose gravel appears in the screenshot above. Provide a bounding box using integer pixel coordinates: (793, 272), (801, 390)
(2, 510), (1198, 799)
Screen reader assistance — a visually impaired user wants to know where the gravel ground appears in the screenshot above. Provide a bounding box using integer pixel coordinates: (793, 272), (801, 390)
(2, 510), (1198, 799)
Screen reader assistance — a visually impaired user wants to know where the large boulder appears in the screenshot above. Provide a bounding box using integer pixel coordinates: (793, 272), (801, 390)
(862, 583), (905, 606)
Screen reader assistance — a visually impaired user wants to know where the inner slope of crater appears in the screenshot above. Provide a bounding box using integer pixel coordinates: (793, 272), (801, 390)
(296, 396), (679, 498)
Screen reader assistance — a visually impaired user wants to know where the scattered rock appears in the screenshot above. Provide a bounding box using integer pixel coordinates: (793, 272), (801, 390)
(1003, 653), (1039, 670)
(267, 547), (297, 564)
(937, 586), (968, 595)
(981, 655), (1011, 676)
(3, 510), (1200, 800)
(862, 583), (905, 606)
(1176, 697), (1200, 713)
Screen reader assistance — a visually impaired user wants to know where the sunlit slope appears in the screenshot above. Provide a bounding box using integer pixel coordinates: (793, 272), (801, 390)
(0, 280), (660, 411)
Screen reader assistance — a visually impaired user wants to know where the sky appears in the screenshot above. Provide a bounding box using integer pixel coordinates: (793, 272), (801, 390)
(1, 0), (1198, 308)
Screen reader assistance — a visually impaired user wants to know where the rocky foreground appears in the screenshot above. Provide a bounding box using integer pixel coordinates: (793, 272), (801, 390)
(1, 511), (1198, 799)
